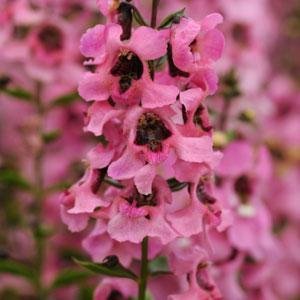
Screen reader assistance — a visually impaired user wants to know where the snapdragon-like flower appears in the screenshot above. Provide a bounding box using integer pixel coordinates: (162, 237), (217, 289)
(79, 23), (179, 107)
(61, 1), (227, 298)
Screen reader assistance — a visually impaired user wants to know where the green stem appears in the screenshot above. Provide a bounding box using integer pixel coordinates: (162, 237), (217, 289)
(150, 0), (160, 28)
(138, 236), (149, 300)
(32, 81), (47, 300)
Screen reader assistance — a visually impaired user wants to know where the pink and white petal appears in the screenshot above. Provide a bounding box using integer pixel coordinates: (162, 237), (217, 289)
(82, 231), (113, 262)
(148, 214), (178, 244)
(78, 72), (110, 101)
(167, 199), (204, 237)
(201, 13), (224, 32)
(108, 214), (151, 244)
(108, 148), (144, 180)
(84, 102), (122, 136)
(200, 29), (225, 62)
(68, 191), (105, 214)
(129, 26), (168, 60)
(141, 81), (179, 108)
(172, 41), (194, 73)
(172, 135), (214, 164)
(172, 18), (200, 72)
(80, 24), (106, 60)
(105, 24), (123, 53)
(87, 144), (115, 169)
(180, 88), (204, 111)
(134, 164), (156, 195)
(191, 69), (219, 95)
(60, 205), (88, 232)
(173, 17), (200, 45)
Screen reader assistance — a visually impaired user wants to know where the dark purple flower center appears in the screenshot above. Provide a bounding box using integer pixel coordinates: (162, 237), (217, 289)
(193, 104), (213, 132)
(37, 25), (64, 52)
(231, 23), (249, 46)
(13, 25), (30, 39)
(234, 174), (253, 202)
(134, 112), (172, 152)
(125, 188), (157, 208)
(111, 51), (143, 93)
(107, 290), (128, 300)
(196, 181), (216, 205)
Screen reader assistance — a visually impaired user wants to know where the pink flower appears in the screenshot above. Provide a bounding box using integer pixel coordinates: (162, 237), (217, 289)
(107, 106), (219, 194)
(79, 23), (179, 107)
(82, 219), (139, 266)
(170, 13), (224, 75)
(107, 177), (178, 244)
(28, 23), (65, 65)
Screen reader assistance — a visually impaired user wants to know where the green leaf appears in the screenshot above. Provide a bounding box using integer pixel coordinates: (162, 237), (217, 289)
(149, 256), (172, 277)
(78, 286), (93, 300)
(0, 169), (31, 190)
(158, 8), (185, 29)
(51, 269), (93, 289)
(149, 256), (169, 273)
(132, 7), (148, 26)
(1, 87), (32, 101)
(74, 256), (138, 281)
(42, 130), (61, 144)
(50, 92), (79, 107)
(0, 260), (36, 283)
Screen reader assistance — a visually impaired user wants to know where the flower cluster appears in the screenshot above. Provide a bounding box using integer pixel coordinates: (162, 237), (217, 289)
(61, 0), (227, 298)
(1, 0), (300, 299)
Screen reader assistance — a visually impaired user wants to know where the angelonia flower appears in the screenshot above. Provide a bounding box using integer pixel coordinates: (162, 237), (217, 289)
(1, 0), (299, 299)
(61, 0), (226, 298)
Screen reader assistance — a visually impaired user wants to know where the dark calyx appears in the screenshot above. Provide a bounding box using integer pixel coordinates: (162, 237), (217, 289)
(117, 2), (133, 41)
(193, 104), (213, 132)
(234, 174), (253, 203)
(107, 290), (127, 300)
(111, 51), (143, 93)
(167, 43), (189, 78)
(231, 23), (249, 46)
(91, 168), (107, 194)
(196, 181), (216, 205)
(134, 112), (172, 152)
(125, 188), (157, 208)
(0, 76), (11, 89)
(13, 25), (30, 39)
(38, 25), (64, 51)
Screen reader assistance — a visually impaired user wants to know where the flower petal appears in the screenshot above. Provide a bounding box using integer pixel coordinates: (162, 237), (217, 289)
(129, 26), (168, 60)
(80, 24), (106, 61)
(108, 148), (144, 180)
(201, 13), (224, 31)
(173, 135), (215, 164)
(87, 144), (115, 169)
(78, 72), (110, 101)
(180, 88), (204, 111)
(134, 164), (156, 195)
(141, 81), (179, 108)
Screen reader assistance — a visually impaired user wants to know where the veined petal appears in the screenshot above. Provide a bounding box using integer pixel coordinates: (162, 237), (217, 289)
(78, 72), (111, 101)
(129, 26), (168, 60)
(141, 81), (179, 108)
(108, 148), (144, 180)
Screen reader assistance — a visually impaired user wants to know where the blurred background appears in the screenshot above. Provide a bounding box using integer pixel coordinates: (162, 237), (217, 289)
(0, 0), (299, 299)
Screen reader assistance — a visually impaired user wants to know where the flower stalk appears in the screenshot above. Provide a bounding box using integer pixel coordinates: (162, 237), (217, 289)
(138, 236), (149, 300)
